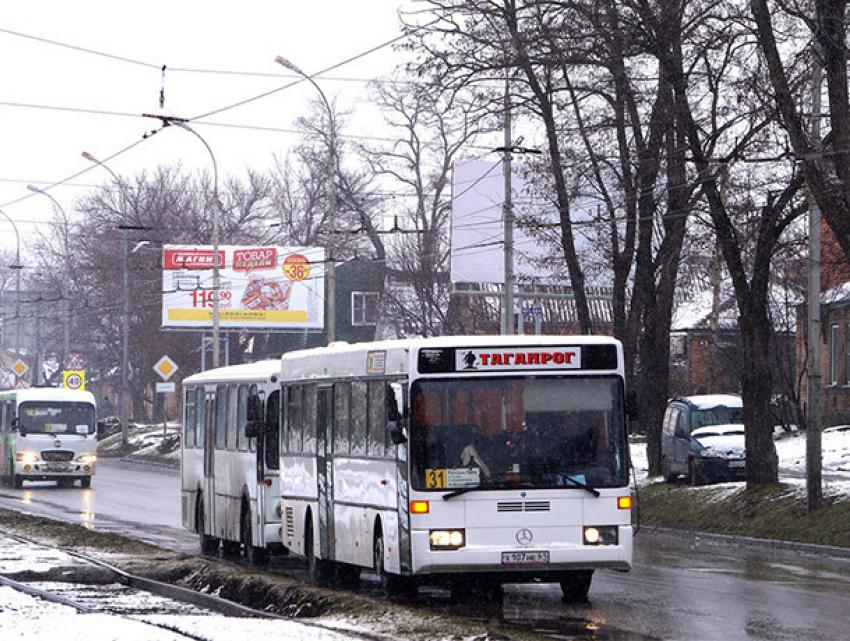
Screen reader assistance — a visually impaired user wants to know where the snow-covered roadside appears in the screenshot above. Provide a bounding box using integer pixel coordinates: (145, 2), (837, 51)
(630, 426), (850, 497)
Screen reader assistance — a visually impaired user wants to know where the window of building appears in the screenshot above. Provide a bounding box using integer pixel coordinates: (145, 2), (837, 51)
(830, 323), (840, 385)
(351, 292), (379, 326)
(845, 324), (850, 385)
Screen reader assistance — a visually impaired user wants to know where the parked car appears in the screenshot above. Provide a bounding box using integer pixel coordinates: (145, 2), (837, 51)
(661, 394), (746, 485)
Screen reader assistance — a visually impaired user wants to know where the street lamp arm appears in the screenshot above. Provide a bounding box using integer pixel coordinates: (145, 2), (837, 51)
(0, 209), (21, 263)
(274, 56), (336, 143)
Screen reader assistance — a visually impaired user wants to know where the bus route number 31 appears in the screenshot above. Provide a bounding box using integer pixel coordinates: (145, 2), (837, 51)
(425, 467), (480, 489)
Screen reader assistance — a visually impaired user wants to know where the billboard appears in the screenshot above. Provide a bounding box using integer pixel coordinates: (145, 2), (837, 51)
(161, 245), (325, 330)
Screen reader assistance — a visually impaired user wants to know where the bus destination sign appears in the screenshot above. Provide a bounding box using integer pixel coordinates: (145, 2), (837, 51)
(418, 344), (617, 374)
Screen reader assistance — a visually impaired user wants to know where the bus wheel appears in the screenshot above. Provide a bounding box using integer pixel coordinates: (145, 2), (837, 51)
(12, 475), (23, 489)
(560, 570), (593, 602)
(196, 498), (219, 555)
(304, 518), (332, 584)
(373, 530), (416, 598)
(241, 503), (268, 566)
(80, 477), (91, 489)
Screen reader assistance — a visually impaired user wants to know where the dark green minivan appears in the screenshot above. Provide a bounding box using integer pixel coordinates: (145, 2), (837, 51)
(661, 394), (746, 485)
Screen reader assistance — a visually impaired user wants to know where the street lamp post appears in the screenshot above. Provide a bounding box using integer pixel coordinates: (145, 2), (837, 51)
(26, 185), (72, 386)
(0, 209), (22, 358)
(275, 56), (338, 344)
(81, 152), (132, 448)
(144, 116), (224, 368)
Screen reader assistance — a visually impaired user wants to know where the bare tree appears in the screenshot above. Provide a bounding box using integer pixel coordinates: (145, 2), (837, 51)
(33, 166), (276, 420)
(751, 0), (850, 262)
(358, 74), (494, 336)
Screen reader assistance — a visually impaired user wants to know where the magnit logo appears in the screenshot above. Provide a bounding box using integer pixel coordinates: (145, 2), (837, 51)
(163, 248), (225, 270)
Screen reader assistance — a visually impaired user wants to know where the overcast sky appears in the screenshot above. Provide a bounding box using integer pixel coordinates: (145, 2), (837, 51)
(0, 1), (419, 255)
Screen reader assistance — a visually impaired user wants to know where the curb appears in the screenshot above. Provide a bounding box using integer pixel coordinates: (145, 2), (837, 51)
(638, 525), (850, 559)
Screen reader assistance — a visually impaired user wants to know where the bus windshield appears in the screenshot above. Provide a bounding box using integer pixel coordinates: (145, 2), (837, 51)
(410, 376), (628, 491)
(19, 402), (97, 435)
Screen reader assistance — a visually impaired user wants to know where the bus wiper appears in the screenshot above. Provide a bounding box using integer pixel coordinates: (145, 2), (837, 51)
(442, 487), (477, 500)
(563, 475), (600, 497)
(442, 478), (502, 500)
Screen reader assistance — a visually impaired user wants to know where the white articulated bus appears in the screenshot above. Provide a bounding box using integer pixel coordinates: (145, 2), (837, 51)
(279, 335), (634, 600)
(0, 387), (98, 489)
(181, 360), (284, 562)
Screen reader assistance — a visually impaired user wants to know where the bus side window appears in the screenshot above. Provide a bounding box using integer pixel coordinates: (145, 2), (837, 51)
(304, 385), (317, 453)
(185, 387), (197, 448)
(351, 381), (367, 455)
(265, 390), (280, 471)
(368, 381), (386, 458)
(237, 385), (249, 451)
(215, 386), (227, 450)
(195, 388), (205, 448)
(227, 386), (238, 451)
(335, 382), (351, 456)
(288, 386), (303, 453)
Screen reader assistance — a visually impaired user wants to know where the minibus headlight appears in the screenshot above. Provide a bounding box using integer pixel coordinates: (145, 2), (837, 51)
(429, 529), (465, 550)
(583, 526), (618, 546)
(16, 452), (39, 463)
(76, 454), (97, 464)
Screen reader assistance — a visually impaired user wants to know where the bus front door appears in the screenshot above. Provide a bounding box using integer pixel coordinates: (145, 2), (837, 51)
(202, 392), (216, 534)
(316, 386), (335, 562)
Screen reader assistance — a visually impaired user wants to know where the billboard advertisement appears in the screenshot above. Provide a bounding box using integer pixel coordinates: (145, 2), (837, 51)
(161, 245), (325, 330)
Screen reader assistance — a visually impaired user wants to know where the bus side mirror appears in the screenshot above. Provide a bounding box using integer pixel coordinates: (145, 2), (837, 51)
(387, 382), (407, 444)
(626, 390), (639, 421)
(245, 392), (265, 438)
(387, 382), (405, 422)
(247, 392), (263, 424)
(389, 424), (407, 445)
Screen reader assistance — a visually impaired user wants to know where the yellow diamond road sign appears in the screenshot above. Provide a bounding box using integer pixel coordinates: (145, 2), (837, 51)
(12, 359), (28, 378)
(154, 355), (178, 381)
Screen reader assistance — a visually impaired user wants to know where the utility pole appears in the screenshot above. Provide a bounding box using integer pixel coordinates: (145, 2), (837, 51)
(502, 80), (515, 335)
(806, 48), (823, 512)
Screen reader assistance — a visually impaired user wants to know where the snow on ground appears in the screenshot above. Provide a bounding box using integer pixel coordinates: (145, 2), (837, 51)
(631, 425), (850, 497)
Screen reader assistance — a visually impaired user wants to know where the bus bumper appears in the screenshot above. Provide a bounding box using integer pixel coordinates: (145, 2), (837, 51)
(410, 524), (633, 578)
(14, 461), (96, 481)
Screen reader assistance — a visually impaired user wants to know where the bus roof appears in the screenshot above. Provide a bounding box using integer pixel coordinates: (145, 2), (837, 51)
(0, 387), (96, 405)
(281, 335), (623, 380)
(182, 359), (282, 386)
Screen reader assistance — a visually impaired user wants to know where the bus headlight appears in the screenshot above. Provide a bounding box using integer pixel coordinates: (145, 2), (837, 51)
(429, 529), (465, 550)
(583, 526), (618, 546)
(76, 454), (97, 465)
(16, 452), (39, 463)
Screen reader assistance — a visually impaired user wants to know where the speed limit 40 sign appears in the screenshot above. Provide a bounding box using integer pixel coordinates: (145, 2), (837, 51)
(63, 370), (86, 390)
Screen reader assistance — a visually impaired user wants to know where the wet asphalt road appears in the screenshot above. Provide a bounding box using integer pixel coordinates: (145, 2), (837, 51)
(1, 458), (848, 640)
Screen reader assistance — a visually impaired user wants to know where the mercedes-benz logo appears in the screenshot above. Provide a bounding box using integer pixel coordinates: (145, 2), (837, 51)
(516, 528), (533, 546)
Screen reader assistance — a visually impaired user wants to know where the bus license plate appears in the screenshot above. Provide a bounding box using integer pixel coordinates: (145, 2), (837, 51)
(501, 551), (549, 565)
